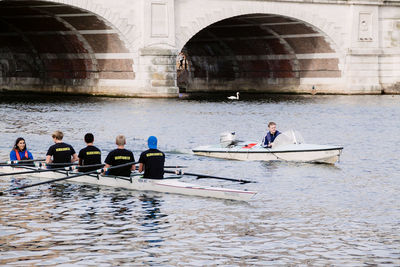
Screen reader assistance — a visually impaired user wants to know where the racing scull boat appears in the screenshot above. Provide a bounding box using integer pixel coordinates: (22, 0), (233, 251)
(0, 166), (257, 201)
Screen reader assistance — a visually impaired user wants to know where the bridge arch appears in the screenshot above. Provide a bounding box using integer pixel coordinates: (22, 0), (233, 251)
(176, 4), (346, 93)
(176, 3), (345, 53)
(0, 0), (137, 95)
(44, 0), (140, 49)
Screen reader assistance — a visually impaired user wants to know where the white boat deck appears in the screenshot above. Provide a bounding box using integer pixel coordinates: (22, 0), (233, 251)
(193, 142), (343, 164)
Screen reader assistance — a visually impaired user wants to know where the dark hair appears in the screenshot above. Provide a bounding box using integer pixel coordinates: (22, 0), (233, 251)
(84, 133), (94, 143)
(268, 122), (276, 127)
(13, 137), (27, 151)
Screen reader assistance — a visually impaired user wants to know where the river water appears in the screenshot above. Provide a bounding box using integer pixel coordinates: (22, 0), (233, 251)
(0, 93), (399, 266)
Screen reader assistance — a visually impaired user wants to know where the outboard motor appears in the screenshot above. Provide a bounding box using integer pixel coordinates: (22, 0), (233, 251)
(220, 132), (236, 147)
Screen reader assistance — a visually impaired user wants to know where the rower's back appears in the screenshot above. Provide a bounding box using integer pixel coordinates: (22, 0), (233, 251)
(138, 136), (165, 179)
(46, 131), (77, 168)
(104, 135), (135, 177)
(105, 148), (134, 177)
(139, 148), (165, 179)
(47, 143), (75, 162)
(78, 133), (101, 172)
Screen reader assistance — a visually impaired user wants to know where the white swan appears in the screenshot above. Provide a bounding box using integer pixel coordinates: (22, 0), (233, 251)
(227, 92), (239, 100)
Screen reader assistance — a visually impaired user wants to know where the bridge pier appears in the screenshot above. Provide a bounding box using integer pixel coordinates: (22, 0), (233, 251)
(136, 48), (179, 97)
(345, 51), (383, 94)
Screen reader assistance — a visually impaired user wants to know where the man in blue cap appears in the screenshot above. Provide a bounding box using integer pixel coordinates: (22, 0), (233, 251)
(138, 136), (165, 179)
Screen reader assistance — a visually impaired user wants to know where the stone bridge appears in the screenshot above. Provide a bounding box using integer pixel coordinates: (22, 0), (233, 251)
(0, 0), (399, 97)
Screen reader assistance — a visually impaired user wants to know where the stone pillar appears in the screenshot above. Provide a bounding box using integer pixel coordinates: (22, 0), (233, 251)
(137, 48), (179, 97)
(345, 4), (382, 93)
(135, 0), (179, 97)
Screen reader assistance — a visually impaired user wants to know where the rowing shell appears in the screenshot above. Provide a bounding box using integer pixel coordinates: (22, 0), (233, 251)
(0, 166), (257, 201)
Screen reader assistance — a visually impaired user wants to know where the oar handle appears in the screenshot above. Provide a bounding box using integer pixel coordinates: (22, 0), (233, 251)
(44, 163), (105, 169)
(164, 165), (188, 168)
(134, 165), (187, 169)
(0, 166), (69, 177)
(103, 161), (137, 172)
(76, 163), (105, 169)
(43, 162), (78, 166)
(0, 158), (46, 166)
(0, 164), (106, 177)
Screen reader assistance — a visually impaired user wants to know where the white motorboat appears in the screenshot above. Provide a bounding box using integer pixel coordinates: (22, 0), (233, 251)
(0, 166), (257, 201)
(193, 130), (343, 164)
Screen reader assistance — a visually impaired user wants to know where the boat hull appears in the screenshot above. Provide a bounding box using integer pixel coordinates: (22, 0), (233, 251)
(0, 166), (256, 201)
(193, 143), (343, 164)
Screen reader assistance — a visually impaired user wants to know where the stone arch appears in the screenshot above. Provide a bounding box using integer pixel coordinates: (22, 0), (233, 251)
(176, 4), (346, 93)
(176, 3), (344, 53)
(45, 0), (140, 50)
(0, 0), (138, 95)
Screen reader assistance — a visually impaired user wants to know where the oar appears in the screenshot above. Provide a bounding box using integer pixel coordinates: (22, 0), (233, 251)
(0, 163), (105, 177)
(44, 162), (78, 166)
(43, 163), (104, 169)
(0, 166), (72, 177)
(164, 165), (187, 168)
(1, 161), (138, 194)
(135, 165), (187, 170)
(0, 158), (46, 166)
(163, 170), (255, 184)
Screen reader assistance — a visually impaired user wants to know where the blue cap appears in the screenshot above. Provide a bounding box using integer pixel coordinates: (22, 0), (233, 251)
(148, 136), (157, 149)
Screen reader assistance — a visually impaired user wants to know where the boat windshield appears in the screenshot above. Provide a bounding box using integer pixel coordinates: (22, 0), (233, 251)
(272, 130), (304, 147)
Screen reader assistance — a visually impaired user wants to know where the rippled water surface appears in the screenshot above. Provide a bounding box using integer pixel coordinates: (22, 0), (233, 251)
(0, 93), (399, 266)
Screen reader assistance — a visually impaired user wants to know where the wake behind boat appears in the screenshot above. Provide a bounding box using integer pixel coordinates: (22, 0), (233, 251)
(0, 166), (256, 201)
(192, 130), (343, 164)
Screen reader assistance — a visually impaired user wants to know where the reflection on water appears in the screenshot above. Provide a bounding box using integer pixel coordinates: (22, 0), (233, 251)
(0, 93), (400, 265)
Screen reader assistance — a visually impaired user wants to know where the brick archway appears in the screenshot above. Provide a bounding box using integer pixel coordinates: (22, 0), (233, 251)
(45, 0), (139, 50)
(176, 10), (345, 93)
(0, 0), (137, 95)
(176, 2), (344, 54)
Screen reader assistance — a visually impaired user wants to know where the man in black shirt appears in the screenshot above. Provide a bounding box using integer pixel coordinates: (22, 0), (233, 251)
(138, 136), (165, 179)
(78, 133), (101, 172)
(104, 135), (135, 177)
(46, 130), (78, 168)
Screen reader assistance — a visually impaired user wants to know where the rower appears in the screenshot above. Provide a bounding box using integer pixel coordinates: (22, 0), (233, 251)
(10, 137), (34, 164)
(46, 130), (78, 168)
(78, 133), (101, 172)
(138, 136), (165, 179)
(103, 135), (135, 177)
